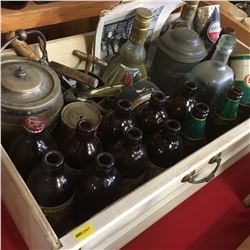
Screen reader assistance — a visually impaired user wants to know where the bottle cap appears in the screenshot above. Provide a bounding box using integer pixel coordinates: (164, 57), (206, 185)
(23, 115), (46, 133)
(130, 8), (152, 44)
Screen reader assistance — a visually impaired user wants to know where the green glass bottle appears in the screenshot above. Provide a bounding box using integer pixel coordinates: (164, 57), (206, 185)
(101, 8), (152, 86)
(230, 55), (250, 122)
(208, 86), (243, 140)
(182, 102), (209, 156)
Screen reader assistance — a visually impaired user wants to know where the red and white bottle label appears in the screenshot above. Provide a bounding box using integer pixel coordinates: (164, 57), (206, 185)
(207, 21), (220, 43)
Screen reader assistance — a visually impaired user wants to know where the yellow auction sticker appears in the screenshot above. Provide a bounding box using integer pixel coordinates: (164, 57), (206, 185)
(73, 223), (95, 242)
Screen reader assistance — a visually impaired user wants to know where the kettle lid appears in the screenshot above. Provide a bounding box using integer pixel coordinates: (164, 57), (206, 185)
(1, 56), (62, 114)
(158, 27), (207, 63)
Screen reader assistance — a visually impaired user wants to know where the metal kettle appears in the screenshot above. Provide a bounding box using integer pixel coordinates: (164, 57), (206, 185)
(150, 27), (207, 97)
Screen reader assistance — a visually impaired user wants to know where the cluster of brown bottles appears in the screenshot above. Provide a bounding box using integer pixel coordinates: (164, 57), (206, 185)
(6, 78), (244, 236)
(5, 5), (249, 239)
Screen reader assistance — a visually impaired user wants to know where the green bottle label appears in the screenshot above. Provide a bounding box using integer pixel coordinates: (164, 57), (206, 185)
(40, 193), (75, 227)
(183, 115), (206, 140)
(215, 96), (240, 120)
(234, 75), (250, 107)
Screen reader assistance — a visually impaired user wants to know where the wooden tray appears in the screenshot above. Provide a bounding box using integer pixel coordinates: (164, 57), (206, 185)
(1, 33), (250, 250)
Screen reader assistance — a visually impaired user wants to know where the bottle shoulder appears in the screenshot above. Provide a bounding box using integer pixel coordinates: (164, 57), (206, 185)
(27, 166), (75, 205)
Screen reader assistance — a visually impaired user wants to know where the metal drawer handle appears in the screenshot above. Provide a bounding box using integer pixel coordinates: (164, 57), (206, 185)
(181, 152), (222, 184)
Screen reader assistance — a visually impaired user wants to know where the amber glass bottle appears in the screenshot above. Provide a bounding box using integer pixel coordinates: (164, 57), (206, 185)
(62, 119), (103, 179)
(182, 102), (209, 156)
(146, 119), (183, 168)
(208, 86), (243, 140)
(134, 91), (168, 137)
(26, 151), (76, 236)
(98, 99), (136, 148)
(8, 116), (57, 180)
(167, 81), (197, 124)
(75, 152), (122, 222)
(109, 127), (148, 194)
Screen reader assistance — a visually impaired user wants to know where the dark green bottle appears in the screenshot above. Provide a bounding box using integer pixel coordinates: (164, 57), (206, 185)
(208, 86), (243, 140)
(182, 102), (209, 156)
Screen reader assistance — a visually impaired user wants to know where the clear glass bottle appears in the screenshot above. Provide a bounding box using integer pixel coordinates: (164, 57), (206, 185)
(172, 1), (199, 29)
(101, 8), (152, 86)
(188, 34), (236, 106)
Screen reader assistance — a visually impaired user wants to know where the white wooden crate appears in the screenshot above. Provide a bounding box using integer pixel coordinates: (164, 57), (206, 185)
(1, 32), (250, 250)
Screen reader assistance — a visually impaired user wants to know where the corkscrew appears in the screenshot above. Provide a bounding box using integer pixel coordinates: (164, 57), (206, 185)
(1, 29), (48, 64)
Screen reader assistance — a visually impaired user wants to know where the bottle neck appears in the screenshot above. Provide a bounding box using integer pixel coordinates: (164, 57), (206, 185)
(181, 81), (197, 98)
(149, 92), (167, 109)
(176, 3), (198, 29)
(125, 127), (143, 146)
(115, 99), (132, 117)
(43, 151), (64, 174)
(129, 8), (151, 45)
(129, 27), (147, 45)
(24, 129), (43, 137)
(205, 26), (236, 60)
(210, 34), (235, 68)
(182, 114), (207, 141)
(210, 49), (231, 68)
(75, 131), (93, 142)
(214, 88), (242, 120)
(163, 119), (181, 136)
(95, 152), (115, 177)
(75, 120), (95, 142)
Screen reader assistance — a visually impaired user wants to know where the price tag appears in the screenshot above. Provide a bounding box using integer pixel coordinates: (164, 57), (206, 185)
(73, 223), (95, 242)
